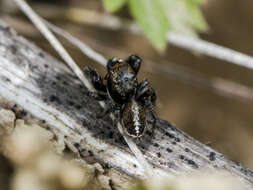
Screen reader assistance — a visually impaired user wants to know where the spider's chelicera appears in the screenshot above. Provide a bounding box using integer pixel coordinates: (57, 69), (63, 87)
(85, 55), (157, 138)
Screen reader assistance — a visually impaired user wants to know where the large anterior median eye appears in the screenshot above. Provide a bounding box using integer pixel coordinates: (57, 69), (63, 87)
(121, 72), (135, 82)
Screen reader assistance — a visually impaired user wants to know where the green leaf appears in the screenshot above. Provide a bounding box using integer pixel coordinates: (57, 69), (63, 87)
(186, 0), (208, 31)
(128, 0), (169, 50)
(157, 0), (207, 36)
(103, 0), (126, 12)
(102, 0), (207, 51)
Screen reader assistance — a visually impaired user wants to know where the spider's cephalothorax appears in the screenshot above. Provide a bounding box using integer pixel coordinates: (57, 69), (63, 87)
(85, 55), (157, 138)
(105, 56), (140, 104)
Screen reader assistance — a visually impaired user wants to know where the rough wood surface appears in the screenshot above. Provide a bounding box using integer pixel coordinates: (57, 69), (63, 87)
(0, 19), (253, 189)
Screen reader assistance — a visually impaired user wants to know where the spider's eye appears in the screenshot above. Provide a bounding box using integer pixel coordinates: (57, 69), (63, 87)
(107, 58), (119, 71)
(120, 72), (135, 83)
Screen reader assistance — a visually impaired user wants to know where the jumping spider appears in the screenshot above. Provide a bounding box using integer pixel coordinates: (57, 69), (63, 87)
(85, 55), (157, 138)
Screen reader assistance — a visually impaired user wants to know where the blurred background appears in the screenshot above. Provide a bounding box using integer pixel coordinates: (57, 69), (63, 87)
(1, 0), (253, 170)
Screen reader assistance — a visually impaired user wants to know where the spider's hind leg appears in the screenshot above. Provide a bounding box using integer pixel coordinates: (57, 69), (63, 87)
(145, 102), (158, 139)
(135, 79), (149, 100)
(88, 91), (107, 101)
(97, 98), (115, 118)
(136, 82), (158, 138)
(136, 80), (157, 105)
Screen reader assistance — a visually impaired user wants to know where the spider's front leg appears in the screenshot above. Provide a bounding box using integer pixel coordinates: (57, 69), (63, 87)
(83, 67), (107, 101)
(86, 67), (106, 92)
(125, 55), (142, 74)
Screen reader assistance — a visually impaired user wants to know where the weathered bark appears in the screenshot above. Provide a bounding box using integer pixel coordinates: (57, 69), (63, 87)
(0, 19), (253, 189)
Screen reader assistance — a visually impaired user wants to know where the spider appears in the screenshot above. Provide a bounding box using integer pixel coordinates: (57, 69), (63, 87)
(85, 55), (157, 138)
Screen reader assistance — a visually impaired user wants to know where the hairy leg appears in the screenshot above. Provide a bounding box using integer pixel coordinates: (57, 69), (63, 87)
(96, 98), (115, 118)
(145, 101), (157, 139)
(88, 91), (107, 101)
(83, 66), (106, 92)
(125, 55), (142, 74)
(135, 79), (149, 100)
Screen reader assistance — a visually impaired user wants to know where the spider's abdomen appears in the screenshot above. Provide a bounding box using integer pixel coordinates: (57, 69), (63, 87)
(121, 100), (146, 138)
